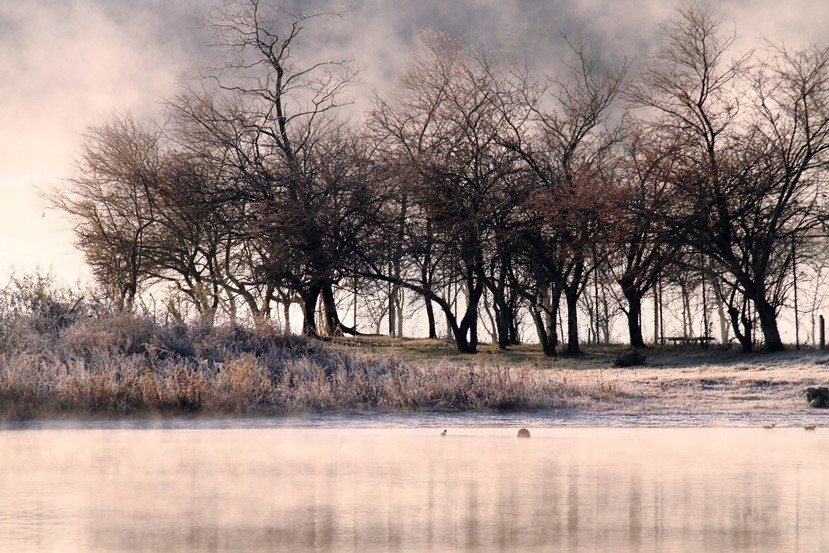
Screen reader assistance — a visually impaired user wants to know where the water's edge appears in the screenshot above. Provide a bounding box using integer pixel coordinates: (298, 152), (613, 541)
(2, 408), (826, 431)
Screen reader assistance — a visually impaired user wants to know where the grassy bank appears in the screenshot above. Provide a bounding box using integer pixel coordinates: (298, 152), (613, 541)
(333, 336), (829, 416)
(0, 288), (826, 420)
(0, 313), (631, 420)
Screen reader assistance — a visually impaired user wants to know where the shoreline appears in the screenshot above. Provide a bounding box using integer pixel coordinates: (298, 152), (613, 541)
(1, 409), (824, 430)
(3, 332), (829, 424)
(0, 392), (822, 426)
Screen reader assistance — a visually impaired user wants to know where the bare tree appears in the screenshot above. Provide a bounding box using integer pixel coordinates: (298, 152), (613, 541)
(167, 92), (280, 321)
(628, 4), (829, 352)
(367, 34), (520, 353)
(51, 114), (163, 311)
(609, 129), (682, 348)
(173, 0), (362, 335)
(745, 43), (829, 349)
(143, 152), (230, 324)
(505, 38), (626, 355)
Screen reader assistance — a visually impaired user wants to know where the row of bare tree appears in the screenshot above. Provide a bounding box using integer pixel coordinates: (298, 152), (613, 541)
(53, 1), (829, 354)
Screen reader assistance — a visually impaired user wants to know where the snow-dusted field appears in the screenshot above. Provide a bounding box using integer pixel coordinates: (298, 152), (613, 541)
(542, 348), (829, 426)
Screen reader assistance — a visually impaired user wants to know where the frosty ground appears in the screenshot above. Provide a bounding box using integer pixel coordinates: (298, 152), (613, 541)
(1, 313), (827, 425)
(335, 338), (829, 427)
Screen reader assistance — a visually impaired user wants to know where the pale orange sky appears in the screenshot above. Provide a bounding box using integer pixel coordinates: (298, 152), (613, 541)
(0, 1), (207, 283)
(1, 0), (828, 285)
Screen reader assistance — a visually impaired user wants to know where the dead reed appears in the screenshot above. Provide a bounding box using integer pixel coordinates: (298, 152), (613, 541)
(0, 311), (620, 420)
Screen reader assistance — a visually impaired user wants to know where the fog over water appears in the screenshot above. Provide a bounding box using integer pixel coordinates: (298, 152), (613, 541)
(0, 0), (827, 278)
(2, 426), (829, 552)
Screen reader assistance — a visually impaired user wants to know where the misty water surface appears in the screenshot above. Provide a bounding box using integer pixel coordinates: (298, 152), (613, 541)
(1, 424), (828, 552)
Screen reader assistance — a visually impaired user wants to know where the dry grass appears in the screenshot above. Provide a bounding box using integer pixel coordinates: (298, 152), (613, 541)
(0, 348), (601, 420)
(331, 336), (829, 415)
(1, 307), (826, 420)
(0, 314), (627, 420)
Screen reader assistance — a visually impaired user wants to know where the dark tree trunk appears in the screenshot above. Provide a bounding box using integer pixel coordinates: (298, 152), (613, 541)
(623, 287), (647, 349)
(436, 286), (480, 354)
(488, 250), (519, 349)
(564, 286), (581, 355)
(489, 283), (514, 350)
(443, 311), (475, 353)
(755, 295), (784, 352)
(319, 281), (365, 337)
(495, 305), (511, 350)
(530, 304), (558, 357)
(727, 305), (753, 353)
(388, 283), (397, 337)
(723, 286), (753, 353)
(468, 302), (479, 353)
(469, 316), (478, 350)
(424, 297), (437, 339)
(301, 285), (322, 336)
(455, 333), (474, 353)
(321, 282), (342, 337)
(456, 262), (483, 354)
(508, 305), (520, 345)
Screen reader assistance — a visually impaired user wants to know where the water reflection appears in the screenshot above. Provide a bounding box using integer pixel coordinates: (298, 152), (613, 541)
(1, 427), (828, 552)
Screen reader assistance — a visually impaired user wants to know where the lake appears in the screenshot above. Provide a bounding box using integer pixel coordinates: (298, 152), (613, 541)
(1, 421), (827, 552)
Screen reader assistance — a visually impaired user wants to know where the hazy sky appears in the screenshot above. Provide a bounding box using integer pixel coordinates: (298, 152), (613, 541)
(1, 0), (828, 282)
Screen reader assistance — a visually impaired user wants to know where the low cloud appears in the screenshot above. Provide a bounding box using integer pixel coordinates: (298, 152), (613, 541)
(0, 0), (827, 276)
(0, 1), (211, 178)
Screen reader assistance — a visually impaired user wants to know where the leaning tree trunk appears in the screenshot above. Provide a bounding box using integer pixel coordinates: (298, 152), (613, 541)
(424, 297), (437, 339)
(319, 281), (365, 337)
(725, 287), (753, 352)
(727, 305), (753, 353)
(432, 286), (477, 354)
(443, 311), (474, 353)
(530, 303), (558, 357)
(453, 268), (485, 354)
